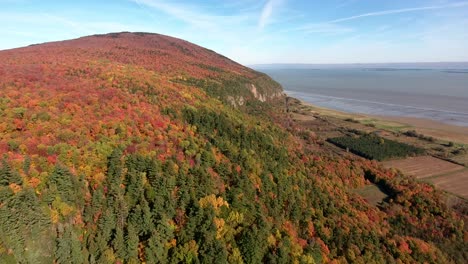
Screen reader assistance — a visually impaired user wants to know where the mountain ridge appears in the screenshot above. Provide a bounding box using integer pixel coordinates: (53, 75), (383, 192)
(0, 32), (466, 263)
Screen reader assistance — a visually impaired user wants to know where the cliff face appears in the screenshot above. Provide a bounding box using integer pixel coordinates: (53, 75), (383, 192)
(0, 32), (465, 264)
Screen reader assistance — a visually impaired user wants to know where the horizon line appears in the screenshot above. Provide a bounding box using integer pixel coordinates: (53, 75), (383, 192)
(249, 61), (468, 66)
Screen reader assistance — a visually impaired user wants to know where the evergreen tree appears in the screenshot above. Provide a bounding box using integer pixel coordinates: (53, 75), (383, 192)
(55, 225), (72, 264)
(48, 165), (77, 204)
(126, 223), (139, 262)
(113, 227), (126, 261)
(70, 227), (85, 264)
(107, 148), (123, 197)
(0, 159), (22, 186)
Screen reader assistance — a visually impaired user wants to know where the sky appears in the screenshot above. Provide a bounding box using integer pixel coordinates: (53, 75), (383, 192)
(1, 0), (468, 64)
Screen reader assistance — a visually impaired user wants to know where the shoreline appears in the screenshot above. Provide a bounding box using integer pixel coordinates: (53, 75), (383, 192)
(292, 97), (468, 145)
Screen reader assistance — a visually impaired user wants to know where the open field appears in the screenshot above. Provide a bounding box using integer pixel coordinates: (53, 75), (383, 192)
(450, 153), (468, 167)
(430, 169), (468, 199)
(383, 156), (468, 198)
(354, 184), (388, 206)
(383, 156), (465, 179)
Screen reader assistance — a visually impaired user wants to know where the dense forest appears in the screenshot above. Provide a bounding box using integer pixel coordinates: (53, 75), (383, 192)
(328, 135), (425, 161)
(0, 32), (466, 263)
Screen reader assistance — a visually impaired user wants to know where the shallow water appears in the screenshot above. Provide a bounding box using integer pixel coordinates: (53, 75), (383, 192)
(259, 68), (468, 127)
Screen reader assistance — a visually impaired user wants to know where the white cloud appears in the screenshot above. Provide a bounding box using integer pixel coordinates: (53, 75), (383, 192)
(131, 0), (252, 30)
(258, 0), (284, 29)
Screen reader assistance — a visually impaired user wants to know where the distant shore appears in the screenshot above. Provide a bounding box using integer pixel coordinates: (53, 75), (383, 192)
(294, 98), (468, 145)
(259, 67), (468, 130)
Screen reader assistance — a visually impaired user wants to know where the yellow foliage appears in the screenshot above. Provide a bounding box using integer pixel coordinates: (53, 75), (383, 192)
(275, 229), (282, 240)
(228, 247), (244, 264)
(94, 172), (106, 183)
(19, 144), (28, 154)
(214, 217), (226, 239)
(199, 194), (229, 212)
(300, 255), (316, 264)
(51, 209), (60, 224)
(182, 92), (193, 100)
(290, 242), (303, 258)
(227, 211), (244, 225)
(267, 234), (277, 248)
(168, 219), (177, 231)
(102, 248), (116, 263)
(52, 198), (74, 217)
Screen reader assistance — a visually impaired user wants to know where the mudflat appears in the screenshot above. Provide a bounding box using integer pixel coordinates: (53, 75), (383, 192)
(298, 100), (468, 145)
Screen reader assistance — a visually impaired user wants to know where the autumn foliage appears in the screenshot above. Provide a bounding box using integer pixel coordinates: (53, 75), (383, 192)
(0, 32), (466, 263)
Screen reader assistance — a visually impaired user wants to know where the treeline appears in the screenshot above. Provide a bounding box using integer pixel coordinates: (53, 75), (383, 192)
(328, 135), (425, 161)
(403, 130), (435, 142)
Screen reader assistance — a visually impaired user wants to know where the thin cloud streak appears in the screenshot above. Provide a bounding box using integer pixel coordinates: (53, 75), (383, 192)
(292, 23), (354, 35)
(328, 1), (468, 23)
(258, 0), (284, 29)
(131, 0), (253, 30)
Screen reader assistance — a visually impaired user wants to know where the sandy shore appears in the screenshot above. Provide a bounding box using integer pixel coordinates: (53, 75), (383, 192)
(295, 98), (468, 145)
(372, 115), (468, 144)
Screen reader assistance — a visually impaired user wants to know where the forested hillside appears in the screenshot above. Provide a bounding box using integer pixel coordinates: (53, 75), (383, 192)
(0, 32), (466, 263)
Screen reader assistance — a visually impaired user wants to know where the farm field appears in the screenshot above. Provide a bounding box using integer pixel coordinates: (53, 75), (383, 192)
(449, 153), (468, 167)
(383, 156), (468, 198)
(430, 169), (468, 198)
(383, 156), (465, 179)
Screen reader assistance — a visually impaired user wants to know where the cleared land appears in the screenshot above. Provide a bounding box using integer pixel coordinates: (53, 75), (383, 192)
(354, 184), (388, 206)
(383, 156), (465, 179)
(450, 153), (468, 167)
(430, 169), (468, 198)
(383, 156), (468, 198)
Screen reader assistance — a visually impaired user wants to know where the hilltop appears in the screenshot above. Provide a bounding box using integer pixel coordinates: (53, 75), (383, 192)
(0, 32), (466, 263)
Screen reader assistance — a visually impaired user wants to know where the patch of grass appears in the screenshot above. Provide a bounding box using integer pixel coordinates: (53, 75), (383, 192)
(354, 184), (389, 206)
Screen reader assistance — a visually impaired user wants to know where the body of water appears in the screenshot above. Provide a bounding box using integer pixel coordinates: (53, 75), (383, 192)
(259, 68), (468, 127)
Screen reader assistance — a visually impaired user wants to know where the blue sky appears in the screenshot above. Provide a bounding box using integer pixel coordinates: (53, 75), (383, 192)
(1, 0), (468, 64)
